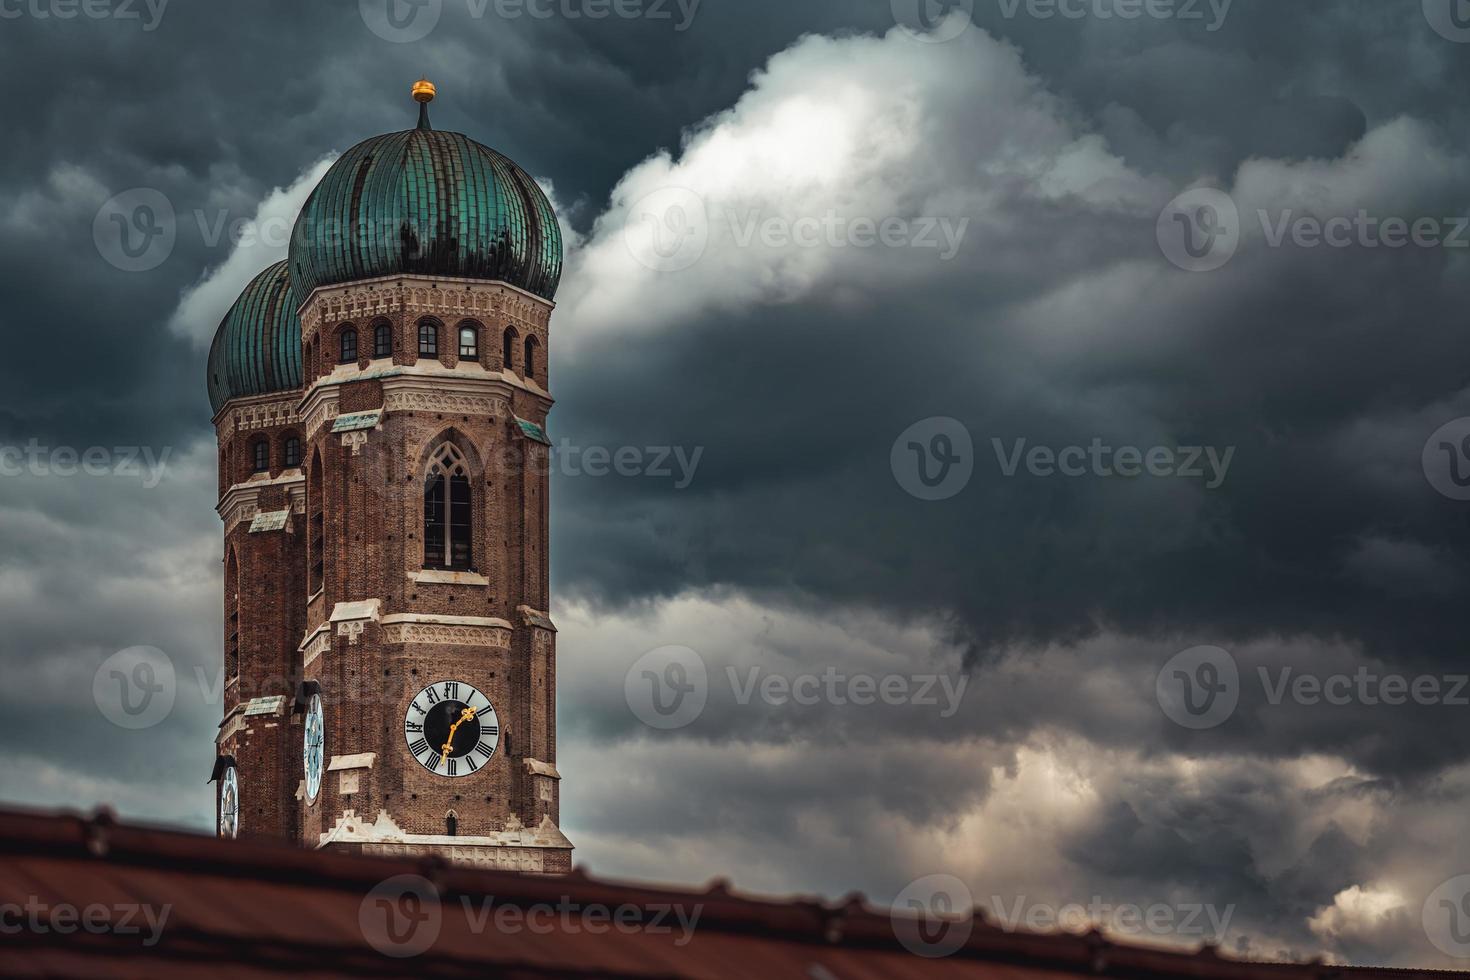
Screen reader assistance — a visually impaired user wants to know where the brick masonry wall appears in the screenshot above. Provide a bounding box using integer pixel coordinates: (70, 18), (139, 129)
(219, 279), (561, 852)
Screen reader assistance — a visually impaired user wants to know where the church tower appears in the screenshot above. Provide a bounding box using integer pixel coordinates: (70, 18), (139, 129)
(206, 81), (572, 872)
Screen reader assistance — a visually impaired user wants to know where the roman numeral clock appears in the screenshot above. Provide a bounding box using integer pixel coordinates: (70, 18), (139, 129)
(206, 79), (572, 872)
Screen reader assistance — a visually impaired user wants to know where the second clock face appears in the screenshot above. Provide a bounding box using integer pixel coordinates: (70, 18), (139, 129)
(403, 680), (500, 778)
(303, 692), (324, 803)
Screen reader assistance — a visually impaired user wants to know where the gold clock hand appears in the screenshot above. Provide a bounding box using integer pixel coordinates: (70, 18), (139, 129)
(439, 706), (480, 767)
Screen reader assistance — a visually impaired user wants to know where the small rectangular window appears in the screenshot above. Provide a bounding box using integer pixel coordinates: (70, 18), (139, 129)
(459, 327), (478, 359)
(419, 322), (438, 356)
(374, 324), (392, 358)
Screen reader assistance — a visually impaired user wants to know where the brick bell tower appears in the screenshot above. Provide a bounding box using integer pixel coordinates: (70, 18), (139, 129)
(206, 80), (572, 872)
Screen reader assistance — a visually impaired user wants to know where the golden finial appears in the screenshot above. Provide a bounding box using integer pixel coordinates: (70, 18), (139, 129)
(412, 78), (437, 104)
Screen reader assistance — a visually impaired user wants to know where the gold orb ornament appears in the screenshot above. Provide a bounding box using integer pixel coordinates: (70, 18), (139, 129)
(412, 78), (437, 104)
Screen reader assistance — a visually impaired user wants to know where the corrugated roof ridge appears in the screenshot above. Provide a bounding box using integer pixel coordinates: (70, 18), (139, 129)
(0, 806), (1464, 979)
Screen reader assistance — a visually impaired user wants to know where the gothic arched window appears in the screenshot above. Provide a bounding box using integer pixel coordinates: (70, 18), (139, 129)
(418, 320), (438, 357)
(524, 336), (538, 382)
(446, 811), (458, 837)
(339, 327), (358, 363)
(374, 322), (392, 359)
(283, 436), (302, 469)
(309, 451), (325, 594)
(459, 324), (478, 359)
(251, 439), (269, 473)
(423, 443), (472, 571)
(502, 326), (517, 374)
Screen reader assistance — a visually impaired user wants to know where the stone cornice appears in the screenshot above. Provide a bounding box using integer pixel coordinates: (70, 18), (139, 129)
(296, 363), (549, 438)
(212, 391), (303, 436)
(217, 472), (307, 532)
(380, 613), (513, 648)
(296, 274), (554, 336)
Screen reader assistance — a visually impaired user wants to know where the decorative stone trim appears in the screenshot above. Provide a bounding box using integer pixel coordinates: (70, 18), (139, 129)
(409, 569), (490, 586)
(244, 696), (288, 718)
(331, 599), (382, 646)
(299, 624), (331, 669)
(327, 753), (376, 772)
(217, 472), (306, 533)
(248, 510), (291, 533)
(319, 808), (573, 871)
(213, 392), (301, 436)
(379, 613), (512, 648)
(524, 759), (561, 779)
(517, 606), (556, 631)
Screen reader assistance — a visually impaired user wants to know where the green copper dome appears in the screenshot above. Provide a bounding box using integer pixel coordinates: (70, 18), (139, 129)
(288, 110), (563, 302)
(206, 261), (303, 415)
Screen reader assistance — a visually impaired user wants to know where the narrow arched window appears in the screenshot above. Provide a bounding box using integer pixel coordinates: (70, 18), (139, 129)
(284, 436), (302, 469)
(459, 325), (478, 359)
(502, 326), (517, 373)
(251, 439), (269, 473)
(374, 322), (392, 358)
(423, 443), (472, 571)
(225, 551), (240, 681)
(309, 451), (325, 594)
(419, 321), (438, 356)
(339, 328), (358, 363)
(524, 336), (538, 382)
(445, 811), (458, 837)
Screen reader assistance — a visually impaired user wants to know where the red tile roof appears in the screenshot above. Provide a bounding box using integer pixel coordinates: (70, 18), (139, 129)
(0, 806), (1461, 979)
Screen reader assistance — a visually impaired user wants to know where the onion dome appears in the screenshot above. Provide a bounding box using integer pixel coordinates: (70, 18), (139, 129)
(288, 80), (562, 303)
(206, 260), (303, 414)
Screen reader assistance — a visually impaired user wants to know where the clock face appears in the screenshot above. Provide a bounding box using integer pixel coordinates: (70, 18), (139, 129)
(403, 680), (499, 778)
(219, 764), (239, 839)
(303, 692), (324, 803)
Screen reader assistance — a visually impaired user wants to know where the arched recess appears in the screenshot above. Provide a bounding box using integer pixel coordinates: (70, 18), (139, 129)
(417, 429), (484, 572)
